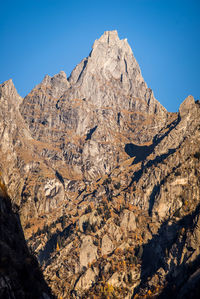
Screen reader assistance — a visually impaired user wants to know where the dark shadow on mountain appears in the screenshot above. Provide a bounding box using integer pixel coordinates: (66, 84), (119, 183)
(157, 254), (200, 298)
(38, 223), (75, 265)
(117, 112), (121, 125)
(125, 115), (181, 193)
(77, 59), (88, 82)
(148, 183), (162, 216)
(125, 143), (152, 163)
(128, 148), (176, 192)
(125, 116), (181, 212)
(55, 170), (65, 185)
(0, 193), (54, 298)
(153, 114), (180, 146)
(85, 125), (98, 141)
(132, 204), (200, 299)
(125, 115), (180, 164)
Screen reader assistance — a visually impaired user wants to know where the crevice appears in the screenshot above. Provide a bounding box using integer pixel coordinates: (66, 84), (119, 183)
(85, 125), (98, 141)
(124, 58), (128, 74)
(77, 59), (88, 82)
(55, 170), (64, 185)
(117, 112), (121, 125)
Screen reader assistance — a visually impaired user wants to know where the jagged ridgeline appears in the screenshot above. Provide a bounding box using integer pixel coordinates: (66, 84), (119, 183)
(0, 31), (200, 298)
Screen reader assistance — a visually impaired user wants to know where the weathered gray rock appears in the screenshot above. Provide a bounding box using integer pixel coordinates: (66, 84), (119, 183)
(1, 31), (200, 299)
(101, 234), (114, 255)
(39, 70), (70, 99)
(120, 209), (136, 232)
(179, 95), (197, 118)
(68, 30), (166, 115)
(75, 268), (96, 291)
(79, 236), (98, 268)
(19, 30), (168, 181)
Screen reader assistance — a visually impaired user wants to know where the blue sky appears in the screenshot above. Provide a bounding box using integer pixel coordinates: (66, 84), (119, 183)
(1, 0), (199, 112)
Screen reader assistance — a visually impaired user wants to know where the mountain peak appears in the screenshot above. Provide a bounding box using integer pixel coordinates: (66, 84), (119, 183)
(42, 71), (67, 85)
(0, 79), (15, 92)
(0, 79), (22, 101)
(69, 30), (138, 86)
(179, 95), (197, 118)
(92, 30), (131, 51)
(68, 30), (166, 114)
(1, 29), (200, 299)
(93, 30), (120, 47)
(54, 70), (67, 80)
(36, 71), (69, 99)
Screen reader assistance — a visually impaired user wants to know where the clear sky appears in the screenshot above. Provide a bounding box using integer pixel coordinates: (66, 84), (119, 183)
(1, 0), (199, 112)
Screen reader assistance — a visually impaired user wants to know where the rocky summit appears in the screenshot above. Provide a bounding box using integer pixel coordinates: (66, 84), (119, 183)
(0, 30), (200, 299)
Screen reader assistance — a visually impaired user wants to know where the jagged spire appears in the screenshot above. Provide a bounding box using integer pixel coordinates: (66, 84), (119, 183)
(0, 79), (22, 101)
(38, 70), (70, 99)
(92, 30), (120, 47)
(69, 30), (140, 87)
(68, 30), (166, 116)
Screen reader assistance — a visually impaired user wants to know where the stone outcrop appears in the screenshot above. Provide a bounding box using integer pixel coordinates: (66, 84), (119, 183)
(101, 234), (114, 255)
(75, 268), (97, 291)
(120, 209), (137, 232)
(79, 236), (98, 268)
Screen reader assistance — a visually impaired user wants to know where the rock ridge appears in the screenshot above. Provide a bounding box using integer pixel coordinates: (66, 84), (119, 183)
(20, 30), (168, 181)
(0, 31), (199, 299)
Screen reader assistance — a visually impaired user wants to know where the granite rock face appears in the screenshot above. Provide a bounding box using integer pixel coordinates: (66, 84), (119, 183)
(0, 31), (200, 298)
(0, 79), (65, 225)
(68, 31), (165, 113)
(20, 30), (168, 180)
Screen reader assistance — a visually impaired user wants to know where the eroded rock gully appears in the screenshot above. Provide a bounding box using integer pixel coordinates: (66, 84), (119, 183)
(0, 31), (200, 298)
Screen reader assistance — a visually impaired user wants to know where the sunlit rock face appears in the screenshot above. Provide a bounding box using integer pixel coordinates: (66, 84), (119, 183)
(68, 30), (165, 112)
(0, 31), (200, 299)
(20, 30), (168, 181)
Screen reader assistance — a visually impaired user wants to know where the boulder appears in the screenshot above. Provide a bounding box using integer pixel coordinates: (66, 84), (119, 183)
(120, 209), (136, 232)
(101, 234), (114, 255)
(79, 236), (98, 268)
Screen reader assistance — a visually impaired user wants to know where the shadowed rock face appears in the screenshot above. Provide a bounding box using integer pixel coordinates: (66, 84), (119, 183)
(0, 31), (200, 298)
(0, 182), (54, 299)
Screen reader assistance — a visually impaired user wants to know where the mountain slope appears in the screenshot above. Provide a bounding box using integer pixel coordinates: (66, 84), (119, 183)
(20, 31), (168, 180)
(0, 31), (199, 298)
(33, 95), (200, 298)
(0, 178), (54, 299)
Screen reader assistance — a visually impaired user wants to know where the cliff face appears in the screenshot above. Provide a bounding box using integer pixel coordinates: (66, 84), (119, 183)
(20, 30), (168, 180)
(35, 95), (200, 299)
(0, 179), (53, 299)
(0, 31), (200, 298)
